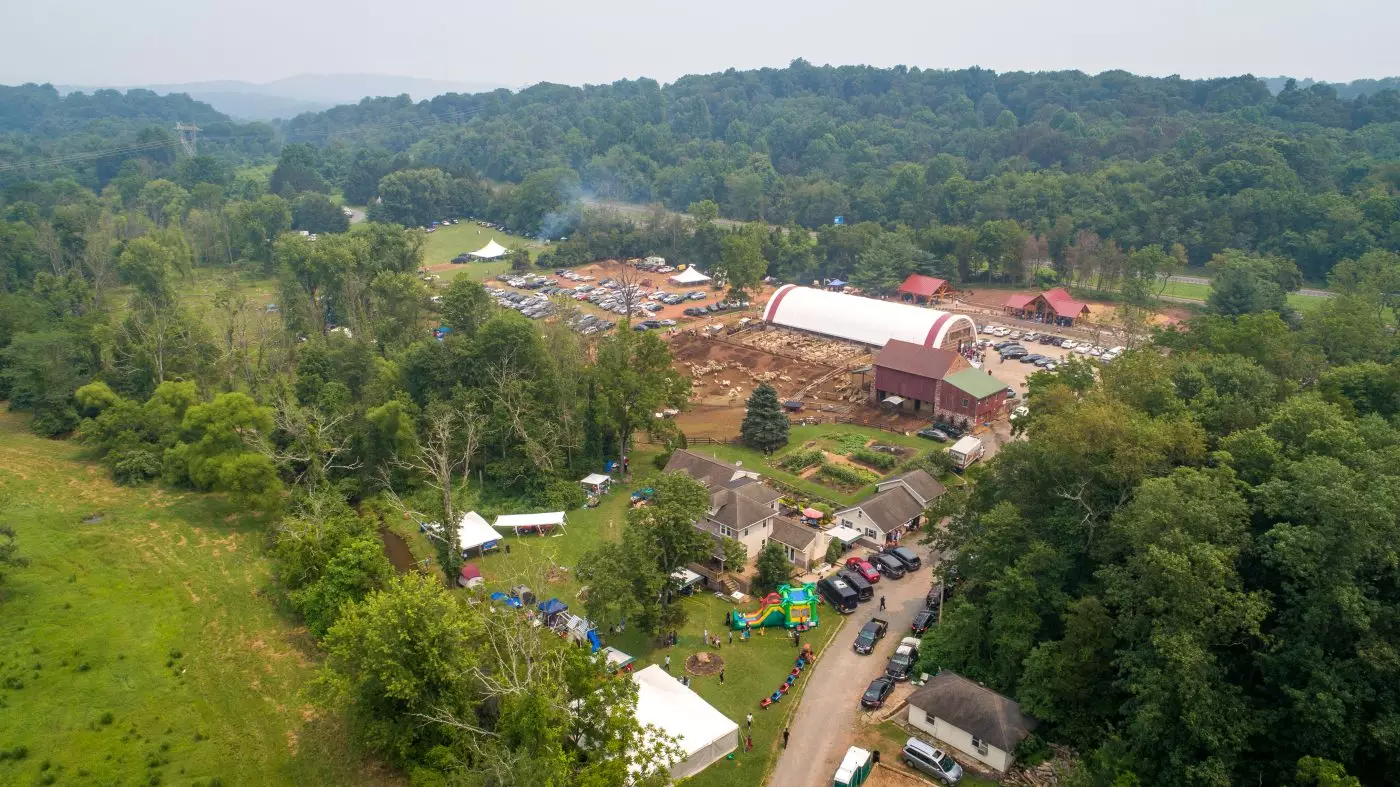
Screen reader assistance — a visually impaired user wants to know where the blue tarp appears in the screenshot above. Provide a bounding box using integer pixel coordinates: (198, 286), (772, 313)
(490, 592), (523, 608)
(828, 279), (847, 287)
(586, 630), (602, 653)
(538, 598), (568, 616)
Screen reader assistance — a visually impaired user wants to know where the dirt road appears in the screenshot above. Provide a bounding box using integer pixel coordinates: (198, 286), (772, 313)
(768, 545), (936, 787)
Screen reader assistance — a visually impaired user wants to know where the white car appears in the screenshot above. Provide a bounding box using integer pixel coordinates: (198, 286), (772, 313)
(1009, 331), (1022, 339)
(1061, 340), (1077, 349)
(981, 325), (997, 334)
(1010, 405), (1029, 420)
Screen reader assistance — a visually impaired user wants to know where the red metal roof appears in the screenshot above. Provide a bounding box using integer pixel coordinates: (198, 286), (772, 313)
(873, 339), (965, 379)
(898, 274), (949, 298)
(1043, 288), (1090, 315)
(1004, 293), (1036, 309)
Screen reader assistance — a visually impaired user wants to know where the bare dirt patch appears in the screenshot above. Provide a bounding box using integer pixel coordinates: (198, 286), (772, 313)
(685, 652), (726, 676)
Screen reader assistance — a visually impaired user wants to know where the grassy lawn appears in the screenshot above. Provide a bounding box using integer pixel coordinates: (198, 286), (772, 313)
(0, 409), (390, 786)
(693, 425), (937, 506)
(420, 222), (543, 268)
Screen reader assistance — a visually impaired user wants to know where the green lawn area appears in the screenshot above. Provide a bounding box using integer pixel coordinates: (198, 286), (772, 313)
(0, 409), (389, 786)
(390, 447), (847, 786)
(420, 222), (543, 268)
(693, 425), (938, 506)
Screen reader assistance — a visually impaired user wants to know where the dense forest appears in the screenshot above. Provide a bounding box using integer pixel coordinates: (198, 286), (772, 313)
(1, 63), (1400, 785)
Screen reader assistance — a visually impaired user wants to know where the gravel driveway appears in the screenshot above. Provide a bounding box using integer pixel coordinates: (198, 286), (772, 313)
(768, 545), (937, 786)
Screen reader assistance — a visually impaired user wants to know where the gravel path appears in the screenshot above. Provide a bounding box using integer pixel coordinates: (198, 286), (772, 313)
(768, 544), (937, 786)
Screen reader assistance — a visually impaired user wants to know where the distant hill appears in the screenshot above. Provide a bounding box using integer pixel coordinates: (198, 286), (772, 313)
(55, 74), (508, 121)
(1261, 75), (1400, 99)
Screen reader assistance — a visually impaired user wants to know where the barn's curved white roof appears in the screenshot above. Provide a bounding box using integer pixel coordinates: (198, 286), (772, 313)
(761, 285), (977, 348)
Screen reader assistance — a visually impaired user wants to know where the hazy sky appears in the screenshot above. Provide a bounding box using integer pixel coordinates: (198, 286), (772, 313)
(3, 0), (1396, 87)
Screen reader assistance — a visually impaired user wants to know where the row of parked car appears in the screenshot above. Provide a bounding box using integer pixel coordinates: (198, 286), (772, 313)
(982, 324), (1125, 362)
(681, 298), (748, 317)
(486, 287), (556, 319)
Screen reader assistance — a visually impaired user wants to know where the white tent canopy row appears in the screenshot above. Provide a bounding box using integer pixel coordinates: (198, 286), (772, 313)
(470, 239), (510, 259)
(669, 267), (712, 284)
(492, 511), (568, 532)
(457, 511), (503, 554)
(632, 665), (740, 779)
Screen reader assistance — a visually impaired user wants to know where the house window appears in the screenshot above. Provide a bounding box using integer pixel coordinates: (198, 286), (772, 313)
(741, 527), (749, 537)
(785, 545), (796, 562)
(721, 525), (735, 538)
(962, 398), (970, 408)
(864, 528), (877, 539)
(970, 736), (989, 756)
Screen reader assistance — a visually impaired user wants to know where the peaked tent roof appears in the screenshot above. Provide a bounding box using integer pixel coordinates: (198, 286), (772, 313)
(944, 368), (1010, 400)
(873, 339), (966, 380)
(898, 274), (949, 297)
(470, 239), (509, 259)
(670, 267), (712, 284)
(632, 664), (740, 779)
(457, 511), (503, 551)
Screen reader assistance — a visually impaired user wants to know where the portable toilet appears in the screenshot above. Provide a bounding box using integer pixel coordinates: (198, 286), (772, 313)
(833, 746), (873, 786)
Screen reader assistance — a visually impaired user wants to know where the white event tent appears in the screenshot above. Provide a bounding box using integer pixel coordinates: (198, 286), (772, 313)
(469, 239), (509, 259)
(632, 665), (739, 779)
(669, 267), (712, 285)
(457, 511), (503, 556)
(493, 511), (568, 534)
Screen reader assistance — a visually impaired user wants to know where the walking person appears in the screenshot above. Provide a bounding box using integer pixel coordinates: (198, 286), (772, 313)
(719, 668), (725, 684)
(745, 735), (753, 753)
(728, 629), (733, 645)
(703, 627), (708, 644)
(664, 654), (671, 671)
(783, 727), (790, 749)
(746, 712), (753, 730)
(879, 595), (886, 611)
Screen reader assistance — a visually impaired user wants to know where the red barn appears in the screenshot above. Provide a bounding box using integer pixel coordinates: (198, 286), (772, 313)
(936, 368), (1012, 424)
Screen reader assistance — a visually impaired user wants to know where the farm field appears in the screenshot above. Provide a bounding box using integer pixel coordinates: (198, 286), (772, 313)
(0, 409), (391, 787)
(420, 221), (543, 282)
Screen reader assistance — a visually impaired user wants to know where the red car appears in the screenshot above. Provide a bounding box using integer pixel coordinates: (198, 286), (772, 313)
(845, 557), (880, 584)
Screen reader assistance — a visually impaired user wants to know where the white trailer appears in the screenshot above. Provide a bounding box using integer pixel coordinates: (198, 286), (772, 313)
(946, 436), (985, 470)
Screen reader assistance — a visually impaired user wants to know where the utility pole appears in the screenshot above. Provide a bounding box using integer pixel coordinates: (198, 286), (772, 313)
(175, 122), (201, 156)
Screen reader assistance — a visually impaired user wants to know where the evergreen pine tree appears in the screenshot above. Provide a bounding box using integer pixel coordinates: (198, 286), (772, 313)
(741, 383), (789, 453)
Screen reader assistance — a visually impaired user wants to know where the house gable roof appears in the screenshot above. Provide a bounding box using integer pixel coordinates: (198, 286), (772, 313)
(943, 368), (1010, 400)
(1043, 287), (1091, 316)
(873, 340), (965, 380)
(665, 449), (754, 489)
(1003, 293), (1037, 309)
(908, 671), (1039, 752)
(769, 516), (819, 551)
(878, 469), (946, 506)
(729, 478), (783, 506)
(841, 485), (925, 532)
(708, 488), (773, 530)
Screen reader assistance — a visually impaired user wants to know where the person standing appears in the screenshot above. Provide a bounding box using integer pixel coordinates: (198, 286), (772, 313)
(664, 654), (671, 671)
(879, 595), (886, 611)
(719, 668), (726, 684)
(745, 735), (753, 753)
(783, 727), (790, 749)
(728, 630), (733, 645)
(746, 713), (753, 730)
(703, 627), (709, 644)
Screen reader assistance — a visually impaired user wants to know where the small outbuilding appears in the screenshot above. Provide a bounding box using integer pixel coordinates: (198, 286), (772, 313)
(1002, 287), (1090, 326)
(906, 671), (1039, 773)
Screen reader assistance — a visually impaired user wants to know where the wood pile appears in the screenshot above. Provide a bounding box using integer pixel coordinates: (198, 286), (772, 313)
(1003, 747), (1075, 787)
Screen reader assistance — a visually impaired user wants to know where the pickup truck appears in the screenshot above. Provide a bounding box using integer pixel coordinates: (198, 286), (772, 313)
(886, 636), (922, 681)
(853, 617), (889, 654)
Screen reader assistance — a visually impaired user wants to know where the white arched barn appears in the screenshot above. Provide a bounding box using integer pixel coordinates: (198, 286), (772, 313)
(760, 285), (978, 351)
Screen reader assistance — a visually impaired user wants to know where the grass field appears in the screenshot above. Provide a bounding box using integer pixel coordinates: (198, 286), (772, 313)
(420, 222), (543, 268)
(386, 446), (845, 787)
(0, 409), (390, 787)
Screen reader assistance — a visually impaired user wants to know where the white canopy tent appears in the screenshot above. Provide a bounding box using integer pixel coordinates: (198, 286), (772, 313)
(579, 473), (612, 492)
(669, 267), (712, 285)
(670, 567), (704, 589)
(826, 525), (864, 545)
(469, 239), (509, 259)
(456, 511), (503, 555)
(493, 511), (568, 533)
(632, 665), (739, 779)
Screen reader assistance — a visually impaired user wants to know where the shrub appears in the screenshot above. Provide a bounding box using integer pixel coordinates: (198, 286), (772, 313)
(112, 448), (163, 485)
(848, 447), (898, 470)
(816, 462), (879, 488)
(777, 448), (824, 472)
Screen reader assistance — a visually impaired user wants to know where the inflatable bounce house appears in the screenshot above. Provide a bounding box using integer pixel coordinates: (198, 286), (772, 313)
(729, 583), (819, 630)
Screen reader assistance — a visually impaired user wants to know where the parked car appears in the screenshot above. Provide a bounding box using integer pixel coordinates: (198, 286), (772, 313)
(837, 569), (874, 601)
(817, 576), (859, 613)
(1002, 348), (1028, 360)
(917, 426), (949, 442)
(1019, 354), (1045, 364)
(886, 636), (922, 681)
(861, 676), (896, 708)
(925, 583), (944, 611)
(853, 618), (889, 655)
(911, 608), (936, 636)
(845, 557), (880, 584)
(903, 738), (963, 784)
(870, 553), (906, 579)
(885, 546), (922, 571)
(1039, 334), (1059, 344)
(1061, 339), (1078, 349)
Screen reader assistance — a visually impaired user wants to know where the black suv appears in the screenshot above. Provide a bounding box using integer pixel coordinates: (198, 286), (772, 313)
(870, 553), (906, 579)
(911, 608), (936, 635)
(885, 546), (921, 572)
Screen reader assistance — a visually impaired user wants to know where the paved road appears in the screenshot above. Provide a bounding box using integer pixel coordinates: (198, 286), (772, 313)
(768, 545), (936, 787)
